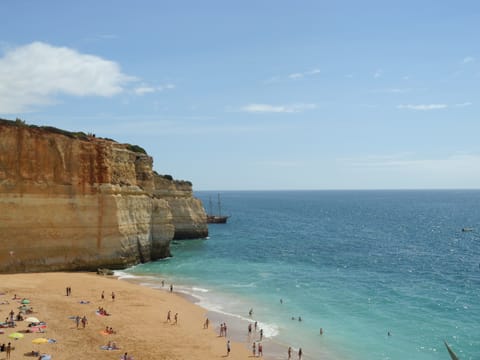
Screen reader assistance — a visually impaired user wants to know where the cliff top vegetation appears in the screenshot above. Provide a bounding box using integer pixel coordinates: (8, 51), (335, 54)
(0, 117), (146, 154)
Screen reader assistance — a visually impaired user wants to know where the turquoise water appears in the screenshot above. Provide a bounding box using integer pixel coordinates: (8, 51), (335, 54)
(121, 190), (480, 359)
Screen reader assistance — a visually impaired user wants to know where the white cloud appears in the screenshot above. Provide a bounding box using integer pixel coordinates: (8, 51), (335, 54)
(342, 153), (480, 175)
(454, 102), (472, 107)
(270, 68), (320, 83)
(288, 73), (304, 79)
(397, 103), (447, 111)
(159, 83), (176, 90)
(0, 42), (135, 113)
(241, 103), (316, 113)
(134, 86), (156, 95)
(462, 56), (475, 64)
(263, 76), (281, 84)
(134, 83), (175, 95)
(373, 88), (411, 94)
(373, 69), (383, 79)
(288, 68), (320, 79)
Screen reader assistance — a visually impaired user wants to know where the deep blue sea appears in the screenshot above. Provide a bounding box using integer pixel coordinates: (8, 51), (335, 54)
(120, 190), (480, 360)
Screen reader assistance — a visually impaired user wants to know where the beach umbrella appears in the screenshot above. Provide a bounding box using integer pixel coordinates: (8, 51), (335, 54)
(32, 338), (49, 344)
(8, 332), (24, 339)
(26, 317), (40, 323)
(21, 298), (30, 304)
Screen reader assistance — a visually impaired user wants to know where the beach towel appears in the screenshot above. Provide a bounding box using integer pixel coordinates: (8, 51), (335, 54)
(95, 310), (110, 316)
(29, 325), (47, 333)
(100, 345), (120, 350)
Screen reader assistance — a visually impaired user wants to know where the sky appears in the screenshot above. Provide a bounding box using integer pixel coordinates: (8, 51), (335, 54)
(0, 0), (479, 190)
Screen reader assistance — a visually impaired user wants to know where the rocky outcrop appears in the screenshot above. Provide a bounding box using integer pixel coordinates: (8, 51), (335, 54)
(0, 119), (208, 273)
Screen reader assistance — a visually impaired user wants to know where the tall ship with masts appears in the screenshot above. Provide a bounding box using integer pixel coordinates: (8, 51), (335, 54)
(206, 193), (229, 224)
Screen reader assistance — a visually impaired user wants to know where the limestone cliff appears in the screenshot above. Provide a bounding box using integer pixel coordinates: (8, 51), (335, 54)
(0, 119), (208, 273)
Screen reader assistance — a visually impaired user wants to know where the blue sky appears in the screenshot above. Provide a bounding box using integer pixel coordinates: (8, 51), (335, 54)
(0, 1), (479, 190)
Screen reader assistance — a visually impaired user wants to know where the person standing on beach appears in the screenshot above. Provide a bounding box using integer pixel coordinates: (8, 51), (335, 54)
(75, 315), (80, 329)
(248, 323), (252, 335)
(111, 291), (115, 301)
(224, 323), (228, 337)
(260, 328), (263, 340)
(226, 340), (231, 356)
(298, 347), (303, 359)
(81, 315), (88, 328)
(288, 346), (292, 359)
(258, 342), (263, 357)
(6, 342), (11, 359)
(167, 310), (171, 323)
(170, 284), (173, 292)
(101, 290), (104, 300)
(174, 313), (178, 325)
(252, 342), (256, 357)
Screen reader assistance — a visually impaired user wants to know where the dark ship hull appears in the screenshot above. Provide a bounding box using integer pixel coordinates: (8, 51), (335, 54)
(207, 215), (229, 224)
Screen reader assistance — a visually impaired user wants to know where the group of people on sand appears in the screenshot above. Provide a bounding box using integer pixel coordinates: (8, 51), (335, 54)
(219, 322), (228, 337)
(103, 340), (120, 350)
(104, 325), (116, 334)
(251, 341), (264, 357)
(0, 342), (12, 359)
(166, 310), (179, 325)
(287, 346), (302, 359)
(100, 290), (116, 301)
(75, 315), (88, 329)
(97, 306), (110, 316)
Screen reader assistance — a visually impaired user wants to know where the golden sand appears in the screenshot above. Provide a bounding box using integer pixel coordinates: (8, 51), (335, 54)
(0, 272), (252, 360)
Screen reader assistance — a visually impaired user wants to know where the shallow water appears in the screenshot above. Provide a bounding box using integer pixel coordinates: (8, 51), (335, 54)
(122, 190), (480, 359)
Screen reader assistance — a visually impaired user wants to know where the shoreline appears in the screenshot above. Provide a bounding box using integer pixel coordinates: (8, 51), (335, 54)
(118, 272), (321, 360)
(0, 272), (253, 360)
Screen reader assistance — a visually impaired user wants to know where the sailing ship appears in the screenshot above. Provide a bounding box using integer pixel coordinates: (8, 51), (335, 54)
(206, 194), (229, 224)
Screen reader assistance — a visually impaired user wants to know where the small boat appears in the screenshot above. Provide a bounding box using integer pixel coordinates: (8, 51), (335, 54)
(461, 227), (474, 232)
(206, 194), (229, 224)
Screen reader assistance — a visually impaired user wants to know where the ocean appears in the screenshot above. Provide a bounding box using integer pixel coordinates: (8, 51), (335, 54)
(118, 190), (480, 359)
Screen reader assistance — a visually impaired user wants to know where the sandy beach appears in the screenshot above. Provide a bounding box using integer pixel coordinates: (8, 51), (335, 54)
(0, 272), (255, 360)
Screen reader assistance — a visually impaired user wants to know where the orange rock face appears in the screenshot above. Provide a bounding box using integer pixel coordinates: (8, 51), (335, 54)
(0, 120), (207, 273)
